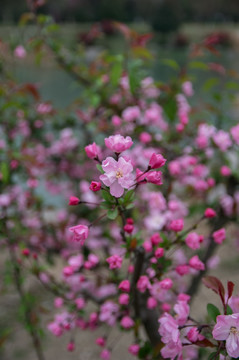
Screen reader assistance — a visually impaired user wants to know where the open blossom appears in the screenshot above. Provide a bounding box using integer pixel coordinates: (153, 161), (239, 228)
(159, 313), (180, 344)
(189, 255), (205, 271)
(100, 157), (134, 198)
(105, 134), (133, 153)
(213, 228), (226, 244)
(174, 300), (190, 326)
(213, 313), (239, 358)
(118, 280), (130, 292)
(185, 232), (201, 250)
(106, 255), (122, 269)
(213, 130), (232, 152)
(69, 225), (89, 245)
(137, 275), (150, 293)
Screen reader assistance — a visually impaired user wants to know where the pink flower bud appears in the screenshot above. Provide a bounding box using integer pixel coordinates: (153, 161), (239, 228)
(124, 223), (134, 233)
(220, 165), (231, 176)
(118, 280), (130, 292)
(147, 297), (157, 309)
(54, 297), (63, 308)
(143, 240), (153, 253)
(89, 181), (101, 191)
(120, 316), (134, 329)
(63, 266), (74, 277)
(170, 218), (184, 232)
(137, 275), (150, 293)
(159, 278), (173, 290)
(177, 293), (191, 302)
(150, 233), (162, 246)
(161, 303), (171, 312)
(139, 132), (152, 144)
(128, 344), (140, 356)
(149, 153), (166, 169)
(146, 171), (163, 185)
(85, 142), (100, 159)
(128, 265), (134, 273)
(119, 293), (130, 305)
(68, 196), (80, 205)
(204, 208), (216, 218)
(96, 337), (106, 347)
(75, 298), (86, 310)
(100, 349), (111, 360)
(67, 342), (75, 352)
(154, 247), (164, 258)
(189, 255), (205, 271)
(175, 264), (190, 276)
(185, 232), (201, 250)
(22, 248), (30, 256)
(213, 228), (226, 244)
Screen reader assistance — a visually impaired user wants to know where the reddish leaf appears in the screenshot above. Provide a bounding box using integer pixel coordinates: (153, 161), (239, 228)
(227, 281), (235, 300)
(19, 83), (40, 101)
(194, 339), (215, 348)
(202, 276), (225, 305)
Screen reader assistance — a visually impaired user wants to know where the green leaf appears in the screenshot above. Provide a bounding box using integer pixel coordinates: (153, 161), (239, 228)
(100, 201), (111, 210)
(107, 208), (118, 220)
(207, 351), (219, 360)
(189, 61), (208, 70)
(226, 305), (233, 315)
(207, 303), (220, 322)
(101, 190), (115, 203)
(123, 189), (135, 205)
(96, 164), (104, 173)
(203, 78), (219, 92)
(161, 58), (179, 70)
(1, 162), (9, 183)
(110, 61), (122, 86)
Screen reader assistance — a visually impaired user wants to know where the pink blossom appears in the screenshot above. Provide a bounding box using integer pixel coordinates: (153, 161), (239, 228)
(213, 130), (232, 152)
(137, 275), (150, 293)
(189, 255), (205, 271)
(143, 240), (153, 253)
(118, 280), (130, 292)
(100, 349), (111, 360)
(75, 298), (86, 310)
(128, 344), (140, 356)
(106, 254), (122, 269)
(69, 224), (89, 245)
(140, 132), (152, 144)
(68, 254), (84, 270)
(175, 264), (190, 276)
(213, 313), (239, 358)
(213, 228), (226, 244)
(120, 316), (134, 329)
(229, 296), (239, 313)
(99, 301), (119, 326)
(150, 233), (162, 245)
(155, 247), (164, 258)
(231, 124), (239, 145)
(204, 208), (216, 218)
(67, 342), (75, 352)
(96, 337), (106, 347)
(105, 134), (133, 153)
(174, 300), (189, 326)
(177, 293), (191, 302)
(158, 313), (180, 344)
(147, 297), (157, 309)
(112, 115), (122, 127)
(122, 106), (140, 122)
(185, 232), (201, 250)
(159, 278), (173, 290)
(170, 219), (184, 232)
(54, 297), (64, 308)
(14, 45), (26, 58)
(89, 181), (101, 191)
(187, 327), (204, 342)
(220, 165), (231, 176)
(119, 293), (130, 305)
(182, 81), (194, 97)
(161, 340), (182, 360)
(149, 153), (166, 169)
(85, 142), (100, 159)
(68, 196), (80, 205)
(123, 223), (134, 233)
(146, 171), (163, 185)
(100, 157), (134, 198)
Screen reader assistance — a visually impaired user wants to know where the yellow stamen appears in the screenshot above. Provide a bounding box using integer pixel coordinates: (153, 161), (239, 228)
(116, 169), (123, 178)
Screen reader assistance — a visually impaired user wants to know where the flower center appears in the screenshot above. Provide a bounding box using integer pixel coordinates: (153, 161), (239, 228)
(116, 169), (123, 178)
(230, 326), (239, 335)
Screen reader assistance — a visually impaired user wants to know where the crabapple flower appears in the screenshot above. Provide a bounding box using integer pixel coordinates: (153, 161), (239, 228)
(170, 219), (184, 232)
(89, 181), (101, 191)
(120, 316), (134, 329)
(128, 344), (140, 356)
(119, 293), (130, 305)
(158, 313), (180, 344)
(149, 153), (166, 169)
(174, 300), (190, 326)
(189, 255), (205, 271)
(146, 171), (163, 185)
(185, 232), (201, 250)
(137, 275), (150, 293)
(100, 157), (134, 198)
(68, 196), (80, 205)
(118, 280), (130, 292)
(204, 208), (216, 218)
(106, 254), (122, 269)
(104, 134), (133, 153)
(14, 45), (26, 58)
(213, 313), (239, 358)
(159, 278), (173, 290)
(85, 142), (100, 159)
(69, 224), (89, 245)
(213, 228), (226, 244)
(100, 349), (111, 360)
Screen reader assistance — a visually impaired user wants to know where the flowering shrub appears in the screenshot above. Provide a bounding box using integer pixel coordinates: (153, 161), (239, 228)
(1, 4), (239, 360)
